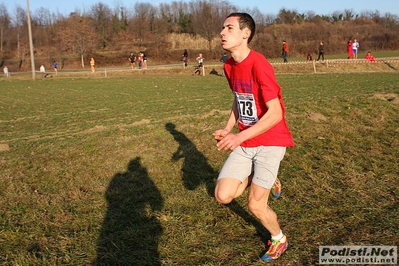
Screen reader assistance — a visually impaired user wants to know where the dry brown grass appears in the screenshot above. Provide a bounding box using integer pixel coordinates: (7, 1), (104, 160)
(167, 33), (220, 50)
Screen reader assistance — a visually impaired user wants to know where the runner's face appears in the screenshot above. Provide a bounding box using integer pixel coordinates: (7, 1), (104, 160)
(220, 16), (246, 52)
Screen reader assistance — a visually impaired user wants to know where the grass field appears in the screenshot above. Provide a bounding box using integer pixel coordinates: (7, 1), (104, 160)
(1, 68), (399, 265)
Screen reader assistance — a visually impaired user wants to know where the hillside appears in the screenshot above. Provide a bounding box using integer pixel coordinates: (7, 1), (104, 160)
(1, 3), (398, 72)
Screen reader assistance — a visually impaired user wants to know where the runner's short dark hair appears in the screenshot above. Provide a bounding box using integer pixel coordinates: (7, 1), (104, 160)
(226, 13), (256, 44)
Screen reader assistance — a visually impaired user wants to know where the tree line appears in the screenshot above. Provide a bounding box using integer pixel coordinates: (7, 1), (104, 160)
(0, 0), (398, 70)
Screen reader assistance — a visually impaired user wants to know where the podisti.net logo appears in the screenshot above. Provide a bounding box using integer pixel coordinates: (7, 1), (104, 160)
(319, 246), (397, 264)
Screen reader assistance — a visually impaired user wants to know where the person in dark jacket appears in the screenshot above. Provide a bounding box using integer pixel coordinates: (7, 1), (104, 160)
(317, 41), (324, 61)
(219, 52), (229, 76)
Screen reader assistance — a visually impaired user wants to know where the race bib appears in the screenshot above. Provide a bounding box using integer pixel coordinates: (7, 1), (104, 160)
(235, 92), (258, 126)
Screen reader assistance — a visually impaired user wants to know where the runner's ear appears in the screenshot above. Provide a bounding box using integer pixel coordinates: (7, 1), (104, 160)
(243, 28), (250, 40)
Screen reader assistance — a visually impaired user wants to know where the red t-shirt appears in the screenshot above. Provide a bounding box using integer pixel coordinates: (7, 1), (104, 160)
(224, 50), (294, 148)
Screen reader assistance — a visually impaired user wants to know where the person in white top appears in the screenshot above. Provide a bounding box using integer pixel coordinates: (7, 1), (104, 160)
(3, 66), (8, 77)
(193, 53), (204, 75)
(40, 65), (46, 78)
(352, 39), (359, 59)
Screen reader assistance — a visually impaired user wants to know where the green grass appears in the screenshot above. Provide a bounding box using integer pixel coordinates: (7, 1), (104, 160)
(0, 71), (398, 265)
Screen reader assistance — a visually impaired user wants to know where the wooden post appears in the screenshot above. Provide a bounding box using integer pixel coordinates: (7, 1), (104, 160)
(313, 60), (316, 73)
(26, 0), (36, 80)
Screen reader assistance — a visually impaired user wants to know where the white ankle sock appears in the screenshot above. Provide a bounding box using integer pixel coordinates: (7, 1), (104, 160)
(272, 230), (284, 241)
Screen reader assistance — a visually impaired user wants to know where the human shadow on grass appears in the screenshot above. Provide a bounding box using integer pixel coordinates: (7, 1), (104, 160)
(165, 122), (215, 196)
(94, 157), (163, 266)
(165, 122), (270, 245)
(209, 68), (222, 76)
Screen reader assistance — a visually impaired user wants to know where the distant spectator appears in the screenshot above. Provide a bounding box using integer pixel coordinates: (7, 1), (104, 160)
(137, 52), (143, 69)
(219, 52), (229, 76)
(143, 52), (148, 68)
(306, 54), (312, 61)
(90, 57), (95, 72)
(53, 61), (58, 75)
(40, 65), (46, 78)
(193, 53), (204, 75)
(352, 39), (359, 59)
(196, 53), (204, 65)
(128, 52), (136, 69)
(282, 40), (289, 62)
(365, 51), (376, 63)
(182, 49), (188, 68)
(3, 66), (8, 77)
(317, 41), (324, 61)
(347, 39), (353, 59)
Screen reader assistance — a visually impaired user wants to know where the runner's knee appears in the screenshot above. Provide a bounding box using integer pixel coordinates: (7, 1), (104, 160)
(248, 198), (268, 217)
(214, 190), (234, 204)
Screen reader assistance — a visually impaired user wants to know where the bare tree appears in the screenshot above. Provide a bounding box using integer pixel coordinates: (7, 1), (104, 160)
(249, 7), (267, 28)
(277, 8), (298, 24)
(56, 14), (97, 68)
(130, 2), (156, 42)
(111, 1), (128, 33)
(304, 10), (316, 22)
(190, 0), (234, 51)
(159, 1), (193, 34)
(330, 11), (344, 23)
(157, 2), (179, 34)
(264, 13), (277, 25)
(0, 3), (10, 54)
(382, 12), (399, 29)
(343, 9), (355, 21)
(0, 1), (398, 67)
(12, 6), (28, 67)
(32, 7), (54, 56)
(90, 2), (113, 48)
